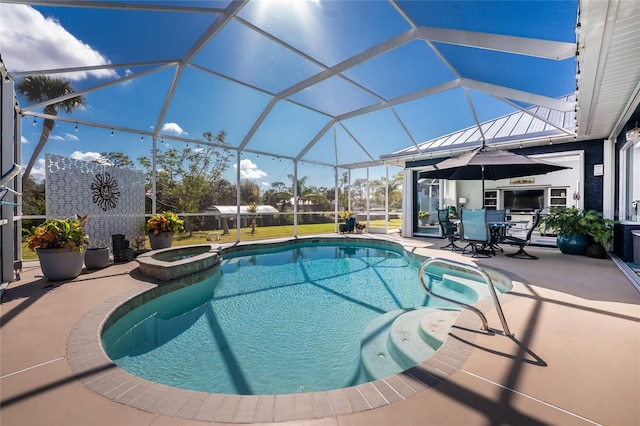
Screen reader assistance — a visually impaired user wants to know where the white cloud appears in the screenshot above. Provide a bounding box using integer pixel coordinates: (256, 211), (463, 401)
(21, 136), (28, 144)
(161, 122), (187, 135)
(261, 181), (270, 187)
(64, 133), (79, 141)
(121, 69), (135, 87)
(48, 133), (78, 141)
(30, 158), (46, 182)
(0, 4), (117, 80)
(233, 159), (268, 180)
(70, 150), (102, 162)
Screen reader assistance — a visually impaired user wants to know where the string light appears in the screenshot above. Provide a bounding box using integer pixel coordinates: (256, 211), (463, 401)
(75, 123), (78, 132)
(110, 129), (114, 137)
(140, 134), (144, 142)
(33, 118), (37, 126)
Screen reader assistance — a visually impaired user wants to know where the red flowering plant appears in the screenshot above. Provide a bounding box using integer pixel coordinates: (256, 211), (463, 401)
(26, 214), (89, 251)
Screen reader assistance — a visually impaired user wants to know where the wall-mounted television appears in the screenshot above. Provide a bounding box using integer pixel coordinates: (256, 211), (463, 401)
(503, 189), (545, 213)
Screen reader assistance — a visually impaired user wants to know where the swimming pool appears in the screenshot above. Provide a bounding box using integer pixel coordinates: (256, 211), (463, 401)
(102, 239), (503, 396)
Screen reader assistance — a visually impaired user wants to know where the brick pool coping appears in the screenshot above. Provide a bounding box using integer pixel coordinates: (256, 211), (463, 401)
(66, 236), (518, 423)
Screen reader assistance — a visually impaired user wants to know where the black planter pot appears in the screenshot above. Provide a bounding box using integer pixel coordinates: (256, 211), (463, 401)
(585, 243), (607, 259)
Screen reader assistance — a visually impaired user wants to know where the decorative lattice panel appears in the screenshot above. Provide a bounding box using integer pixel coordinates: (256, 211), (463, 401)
(45, 154), (145, 249)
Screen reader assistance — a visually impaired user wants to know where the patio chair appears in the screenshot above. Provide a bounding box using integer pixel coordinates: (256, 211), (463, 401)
(486, 209), (507, 252)
(460, 208), (492, 258)
(437, 209), (462, 251)
(486, 209), (506, 222)
(503, 210), (542, 259)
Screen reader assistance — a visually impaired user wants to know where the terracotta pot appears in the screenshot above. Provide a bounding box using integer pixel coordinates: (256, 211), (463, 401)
(36, 247), (85, 281)
(148, 232), (174, 250)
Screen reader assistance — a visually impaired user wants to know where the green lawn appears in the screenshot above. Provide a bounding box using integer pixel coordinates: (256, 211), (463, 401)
(22, 219), (402, 261)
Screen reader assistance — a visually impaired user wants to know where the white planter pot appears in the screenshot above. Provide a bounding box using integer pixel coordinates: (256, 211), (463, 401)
(36, 247), (85, 281)
(85, 247), (110, 269)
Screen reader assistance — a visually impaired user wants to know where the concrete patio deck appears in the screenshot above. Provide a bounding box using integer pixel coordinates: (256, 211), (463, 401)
(1, 235), (639, 426)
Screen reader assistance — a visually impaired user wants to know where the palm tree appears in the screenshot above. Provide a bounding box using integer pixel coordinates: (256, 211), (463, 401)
(288, 174), (312, 209)
(17, 75), (85, 187)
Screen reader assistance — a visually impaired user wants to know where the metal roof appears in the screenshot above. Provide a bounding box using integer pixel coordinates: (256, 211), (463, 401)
(382, 95), (576, 160)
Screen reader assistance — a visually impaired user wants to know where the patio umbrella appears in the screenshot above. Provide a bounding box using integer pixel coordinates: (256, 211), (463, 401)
(418, 144), (570, 207)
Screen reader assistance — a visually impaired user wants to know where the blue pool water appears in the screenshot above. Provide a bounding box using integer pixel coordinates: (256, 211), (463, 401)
(102, 242), (477, 395)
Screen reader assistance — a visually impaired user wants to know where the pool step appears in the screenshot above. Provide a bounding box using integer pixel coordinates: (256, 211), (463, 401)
(388, 308), (460, 371)
(361, 307), (461, 380)
(417, 308), (460, 350)
(360, 309), (408, 380)
(360, 272), (490, 381)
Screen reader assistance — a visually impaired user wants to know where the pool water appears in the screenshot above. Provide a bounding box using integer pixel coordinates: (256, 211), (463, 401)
(103, 243), (477, 395)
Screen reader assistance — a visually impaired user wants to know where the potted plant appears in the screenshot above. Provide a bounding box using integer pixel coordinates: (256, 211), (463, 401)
(146, 211), (184, 250)
(339, 210), (353, 220)
(539, 207), (614, 256)
(84, 243), (110, 270)
(339, 210), (355, 232)
(131, 235), (148, 257)
(418, 210), (430, 227)
(25, 214), (89, 280)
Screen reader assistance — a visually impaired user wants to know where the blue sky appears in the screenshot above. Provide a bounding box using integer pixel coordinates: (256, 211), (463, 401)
(1, 0), (578, 186)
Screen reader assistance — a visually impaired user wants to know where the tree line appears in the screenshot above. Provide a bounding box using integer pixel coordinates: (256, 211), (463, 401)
(21, 130), (403, 233)
(16, 75), (402, 234)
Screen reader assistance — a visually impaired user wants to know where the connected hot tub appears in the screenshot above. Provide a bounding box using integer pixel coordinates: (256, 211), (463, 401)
(136, 244), (221, 281)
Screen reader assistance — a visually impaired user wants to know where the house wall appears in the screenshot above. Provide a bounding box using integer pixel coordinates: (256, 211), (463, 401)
(511, 140), (604, 212)
(613, 112), (640, 262)
(405, 139), (606, 240)
(407, 139), (605, 212)
(1, 67), (18, 283)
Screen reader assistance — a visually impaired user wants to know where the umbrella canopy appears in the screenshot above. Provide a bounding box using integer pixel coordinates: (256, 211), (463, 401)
(419, 145), (570, 207)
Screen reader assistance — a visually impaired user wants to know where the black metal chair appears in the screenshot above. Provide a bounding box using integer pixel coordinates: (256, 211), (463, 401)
(503, 210), (542, 259)
(460, 208), (492, 258)
(486, 209), (507, 252)
(437, 209), (462, 251)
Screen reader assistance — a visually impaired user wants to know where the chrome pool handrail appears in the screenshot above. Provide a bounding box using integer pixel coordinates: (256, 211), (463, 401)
(418, 257), (513, 337)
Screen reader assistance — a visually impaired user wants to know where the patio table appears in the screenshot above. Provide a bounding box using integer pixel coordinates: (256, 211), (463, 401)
(488, 221), (515, 253)
(453, 220), (515, 256)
